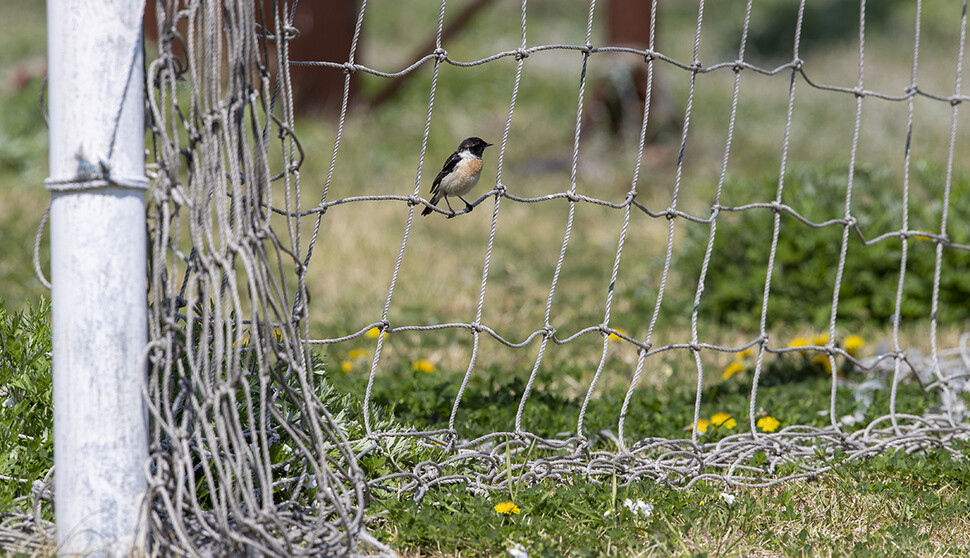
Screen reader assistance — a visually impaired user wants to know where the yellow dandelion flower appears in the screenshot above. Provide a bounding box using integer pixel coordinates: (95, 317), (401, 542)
(787, 336), (810, 350)
(412, 359), (435, 373)
(347, 348), (369, 360)
(812, 354), (833, 372)
(736, 347), (754, 360)
(272, 328), (284, 343)
(365, 326), (384, 339)
(710, 412), (737, 429)
(340, 360), (353, 373)
(757, 416), (780, 432)
(494, 501), (521, 515)
(844, 335), (865, 356)
(722, 361), (745, 381)
(608, 327), (628, 342)
(812, 333), (830, 346)
(690, 419), (711, 434)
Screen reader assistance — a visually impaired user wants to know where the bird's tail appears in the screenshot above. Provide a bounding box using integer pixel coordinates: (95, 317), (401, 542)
(422, 190), (442, 216)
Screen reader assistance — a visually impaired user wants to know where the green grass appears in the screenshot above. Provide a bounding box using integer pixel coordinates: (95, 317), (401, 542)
(331, 331), (970, 558)
(0, 299), (53, 517)
(374, 445), (970, 557)
(330, 341), (938, 444)
(3, 298), (968, 557)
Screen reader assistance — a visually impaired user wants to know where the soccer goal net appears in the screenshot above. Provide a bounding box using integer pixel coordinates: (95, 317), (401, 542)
(9, 0), (970, 556)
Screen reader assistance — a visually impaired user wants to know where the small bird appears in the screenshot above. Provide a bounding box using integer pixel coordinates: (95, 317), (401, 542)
(422, 136), (492, 216)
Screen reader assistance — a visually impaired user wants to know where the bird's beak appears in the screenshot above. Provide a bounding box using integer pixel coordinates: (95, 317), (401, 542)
(486, 142), (493, 147)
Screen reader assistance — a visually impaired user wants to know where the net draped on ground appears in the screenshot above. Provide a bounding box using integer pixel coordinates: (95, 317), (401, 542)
(4, 0), (970, 556)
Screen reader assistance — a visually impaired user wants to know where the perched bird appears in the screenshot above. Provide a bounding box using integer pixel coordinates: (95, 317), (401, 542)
(422, 136), (492, 216)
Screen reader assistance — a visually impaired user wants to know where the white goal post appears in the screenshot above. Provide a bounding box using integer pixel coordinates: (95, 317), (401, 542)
(46, 0), (148, 554)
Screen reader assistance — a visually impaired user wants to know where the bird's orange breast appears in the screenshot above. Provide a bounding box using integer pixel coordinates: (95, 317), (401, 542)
(440, 157), (483, 194)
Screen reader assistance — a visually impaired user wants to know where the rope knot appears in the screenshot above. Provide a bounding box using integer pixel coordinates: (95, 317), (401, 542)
(282, 25), (300, 41)
(515, 48), (529, 60)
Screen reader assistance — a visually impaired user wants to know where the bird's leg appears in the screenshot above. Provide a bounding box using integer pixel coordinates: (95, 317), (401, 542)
(443, 195), (456, 216)
(458, 195), (474, 212)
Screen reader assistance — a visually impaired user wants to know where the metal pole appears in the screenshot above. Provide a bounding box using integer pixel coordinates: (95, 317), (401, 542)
(46, 1), (149, 555)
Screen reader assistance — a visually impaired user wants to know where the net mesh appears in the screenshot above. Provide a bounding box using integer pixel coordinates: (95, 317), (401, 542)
(5, 0), (970, 556)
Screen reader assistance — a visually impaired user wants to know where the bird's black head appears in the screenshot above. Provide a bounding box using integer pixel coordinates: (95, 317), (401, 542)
(458, 136), (492, 157)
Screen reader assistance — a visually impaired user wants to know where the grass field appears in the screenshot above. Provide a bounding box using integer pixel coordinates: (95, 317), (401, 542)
(3, 1), (970, 557)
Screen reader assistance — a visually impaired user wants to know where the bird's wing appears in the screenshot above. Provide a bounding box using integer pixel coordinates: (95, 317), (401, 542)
(430, 151), (462, 194)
